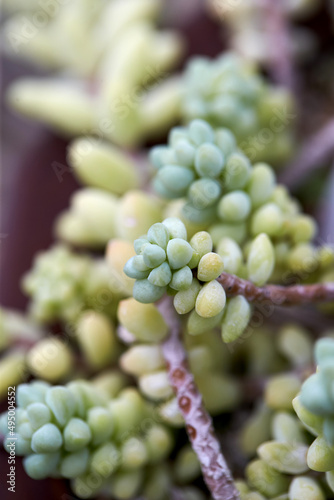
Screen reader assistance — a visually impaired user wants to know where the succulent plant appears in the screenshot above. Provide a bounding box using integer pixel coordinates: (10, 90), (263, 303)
(1, 4), (334, 498)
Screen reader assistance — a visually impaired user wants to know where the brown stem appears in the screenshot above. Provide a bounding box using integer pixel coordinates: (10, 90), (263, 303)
(159, 297), (240, 500)
(217, 272), (334, 306)
(264, 0), (295, 89)
(279, 118), (334, 188)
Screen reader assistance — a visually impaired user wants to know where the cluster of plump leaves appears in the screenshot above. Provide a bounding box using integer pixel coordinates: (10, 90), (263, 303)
(123, 110), (333, 347)
(182, 53), (295, 165)
(232, 335), (334, 500)
(293, 338), (334, 489)
(22, 245), (117, 323)
(123, 218), (255, 344)
(124, 218), (195, 302)
(151, 119), (252, 225)
(150, 118), (330, 288)
(124, 217), (229, 311)
(182, 54), (265, 137)
(0, 380), (179, 499)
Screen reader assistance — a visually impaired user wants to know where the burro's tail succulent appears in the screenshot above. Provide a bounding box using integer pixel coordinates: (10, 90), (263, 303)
(293, 337), (334, 492)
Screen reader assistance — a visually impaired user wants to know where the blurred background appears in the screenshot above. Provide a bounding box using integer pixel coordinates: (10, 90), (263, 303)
(1, 0), (334, 498)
